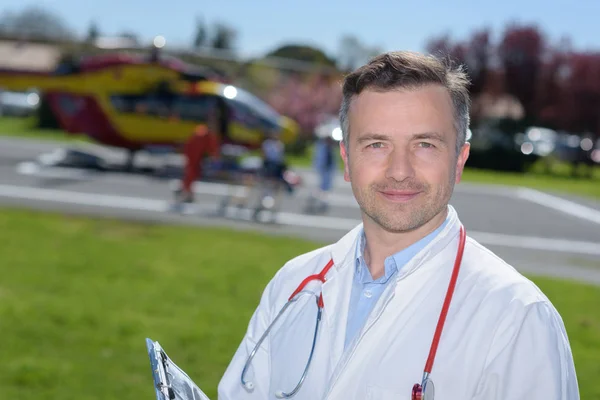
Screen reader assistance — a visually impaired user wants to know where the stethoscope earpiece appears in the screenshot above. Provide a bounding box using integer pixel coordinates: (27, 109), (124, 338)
(244, 381), (254, 391)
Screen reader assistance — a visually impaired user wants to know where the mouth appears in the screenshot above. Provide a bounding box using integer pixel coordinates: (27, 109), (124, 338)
(378, 190), (422, 203)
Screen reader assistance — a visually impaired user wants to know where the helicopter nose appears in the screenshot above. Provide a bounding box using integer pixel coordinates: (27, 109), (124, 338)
(279, 116), (300, 145)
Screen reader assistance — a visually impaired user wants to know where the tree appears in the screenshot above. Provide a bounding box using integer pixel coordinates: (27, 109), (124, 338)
(426, 28), (492, 95)
(464, 29), (491, 95)
(426, 33), (466, 63)
(85, 21), (100, 44)
(498, 23), (545, 119)
(535, 47), (569, 128)
(562, 52), (600, 133)
(0, 6), (74, 41)
(119, 31), (140, 46)
(266, 44), (336, 67)
(211, 22), (236, 51)
(193, 16), (207, 48)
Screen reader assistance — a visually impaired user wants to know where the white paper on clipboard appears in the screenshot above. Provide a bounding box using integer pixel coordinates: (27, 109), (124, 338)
(146, 338), (211, 400)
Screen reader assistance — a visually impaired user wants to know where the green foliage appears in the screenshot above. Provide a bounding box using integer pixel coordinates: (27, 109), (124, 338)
(266, 44), (337, 67)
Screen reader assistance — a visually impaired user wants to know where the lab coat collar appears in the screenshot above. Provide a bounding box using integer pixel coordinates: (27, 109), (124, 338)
(328, 205), (462, 279)
(321, 205), (462, 381)
(330, 222), (363, 270)
(395, 205), (462, 281)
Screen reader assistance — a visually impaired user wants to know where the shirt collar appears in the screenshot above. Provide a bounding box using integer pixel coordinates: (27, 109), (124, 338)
(355, 214), (450, 284)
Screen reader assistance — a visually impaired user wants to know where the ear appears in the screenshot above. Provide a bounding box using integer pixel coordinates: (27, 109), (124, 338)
(339, 141), (351, 182)
(455, 142), (470, 184)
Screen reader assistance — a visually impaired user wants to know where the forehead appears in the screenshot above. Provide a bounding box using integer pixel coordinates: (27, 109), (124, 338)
(348, 85), (455, 139)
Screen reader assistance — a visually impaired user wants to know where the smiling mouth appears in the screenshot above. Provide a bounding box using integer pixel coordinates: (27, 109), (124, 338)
(379, 190), (422, 202)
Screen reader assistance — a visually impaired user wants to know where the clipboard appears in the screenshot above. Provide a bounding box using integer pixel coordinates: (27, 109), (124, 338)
(146, 338), (211, 400)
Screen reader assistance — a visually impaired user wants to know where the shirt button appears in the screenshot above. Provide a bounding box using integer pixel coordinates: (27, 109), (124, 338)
(364, 289), (372, 298)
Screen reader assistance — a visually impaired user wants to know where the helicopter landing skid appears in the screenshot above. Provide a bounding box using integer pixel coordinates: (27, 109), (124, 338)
(30, 146), (175, 176)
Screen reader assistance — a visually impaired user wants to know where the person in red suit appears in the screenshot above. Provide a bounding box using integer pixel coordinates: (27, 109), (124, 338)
(177, 111), (221, 203)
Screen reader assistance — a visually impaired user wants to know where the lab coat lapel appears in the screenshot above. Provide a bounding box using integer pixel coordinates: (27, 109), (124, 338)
(320, 226), (361, 376)
(320, 256), (354, 376)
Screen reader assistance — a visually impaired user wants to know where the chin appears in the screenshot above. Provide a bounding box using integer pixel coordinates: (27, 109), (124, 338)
(371, 203), (443, 232)
(369, 212), (423, 233)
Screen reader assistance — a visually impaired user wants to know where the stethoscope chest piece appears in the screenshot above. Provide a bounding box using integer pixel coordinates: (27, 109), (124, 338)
(412, 377), (435, 400)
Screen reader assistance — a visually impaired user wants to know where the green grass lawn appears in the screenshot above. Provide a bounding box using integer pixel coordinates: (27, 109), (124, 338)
(1, 116), (599, 200)
(0, 207), (598, 399)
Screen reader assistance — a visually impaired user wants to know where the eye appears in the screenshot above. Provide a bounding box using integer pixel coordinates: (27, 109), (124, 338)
(418, 142), (435, 149)
(368, 142), (384, 149)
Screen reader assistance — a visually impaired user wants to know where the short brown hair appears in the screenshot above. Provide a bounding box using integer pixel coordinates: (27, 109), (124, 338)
(339, 51), (471, 154)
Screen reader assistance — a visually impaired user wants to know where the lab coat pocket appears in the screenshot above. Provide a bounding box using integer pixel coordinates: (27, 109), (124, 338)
(366, 384), (406, 399)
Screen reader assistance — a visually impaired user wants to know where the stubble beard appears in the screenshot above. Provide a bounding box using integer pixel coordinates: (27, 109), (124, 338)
(351, 168), (456, 234)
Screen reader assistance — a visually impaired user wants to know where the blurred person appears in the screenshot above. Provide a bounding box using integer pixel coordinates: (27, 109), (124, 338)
(217, 51), (579, 399)
(176, 111), (221, 204)
(306, 122), (339, 213)
(253, 128), (287, 219)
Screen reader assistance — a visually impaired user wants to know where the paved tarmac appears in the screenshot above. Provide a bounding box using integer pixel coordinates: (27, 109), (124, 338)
(1, 137), (598, 284)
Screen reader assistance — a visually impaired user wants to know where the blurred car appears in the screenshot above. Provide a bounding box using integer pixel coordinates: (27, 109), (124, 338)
(466, 124), (539, 172)
(588, 137), (600, 165)
(516, 127), (599, 169)
(514, 126), (558, 157)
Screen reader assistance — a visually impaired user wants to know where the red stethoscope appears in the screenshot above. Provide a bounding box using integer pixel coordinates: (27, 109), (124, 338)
(241, 226), (467, 400)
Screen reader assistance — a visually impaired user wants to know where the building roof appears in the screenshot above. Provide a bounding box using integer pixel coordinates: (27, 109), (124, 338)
(0, 39), (61, 71)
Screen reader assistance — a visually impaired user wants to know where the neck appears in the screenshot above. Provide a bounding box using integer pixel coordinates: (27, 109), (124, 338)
(363, 207), (448, 280)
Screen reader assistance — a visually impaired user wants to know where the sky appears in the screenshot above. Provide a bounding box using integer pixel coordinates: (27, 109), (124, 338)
(2, 0), (599, 60)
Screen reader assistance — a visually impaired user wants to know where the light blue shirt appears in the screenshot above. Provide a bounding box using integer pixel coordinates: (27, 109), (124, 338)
(344, 216), (449, 350)
(262, 138), (284, 163)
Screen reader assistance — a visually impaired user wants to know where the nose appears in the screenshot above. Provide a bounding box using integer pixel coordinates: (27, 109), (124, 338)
(385, 147), (415, 182)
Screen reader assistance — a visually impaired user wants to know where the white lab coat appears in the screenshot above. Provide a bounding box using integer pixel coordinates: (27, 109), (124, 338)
(217, 206), (579, 399)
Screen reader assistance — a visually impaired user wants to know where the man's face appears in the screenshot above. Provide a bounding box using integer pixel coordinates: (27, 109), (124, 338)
(340, 85), (470, 233)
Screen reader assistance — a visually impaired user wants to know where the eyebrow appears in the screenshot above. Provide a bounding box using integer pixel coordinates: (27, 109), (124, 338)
(356, 133), (393, 144)
(412, 132), (447, 143)
(356, 132), (447, 144)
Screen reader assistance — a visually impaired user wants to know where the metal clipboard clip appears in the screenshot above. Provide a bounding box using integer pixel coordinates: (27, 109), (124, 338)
(146, 338), (211, 400)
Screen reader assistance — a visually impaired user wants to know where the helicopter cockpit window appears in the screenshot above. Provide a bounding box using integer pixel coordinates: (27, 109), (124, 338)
(110, 94), (175, 118)
(110, 95), (137, 113)
(226, 98), (279, 133)
(54, 60), (81, 76)
(171, 95), (218, 122)
(226, 86), (281, 125)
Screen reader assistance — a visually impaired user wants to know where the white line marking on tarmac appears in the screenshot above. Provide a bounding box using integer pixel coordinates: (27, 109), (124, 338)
(516, 187), (600, 226)
(468, 231), (600, 257)
(0, 184), (598, 256)
(16, 162), (95, 180)
(0, 183), (169, 211)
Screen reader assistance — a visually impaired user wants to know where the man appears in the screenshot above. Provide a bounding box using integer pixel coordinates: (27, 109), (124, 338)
(261, 128), (286, 183)
(176, 111), (221, 204)
(217, 51), (579, 399)
(253, 129), (287, 218)
(311, 131), (338, 213)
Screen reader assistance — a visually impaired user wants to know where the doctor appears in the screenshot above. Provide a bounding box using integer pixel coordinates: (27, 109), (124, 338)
(218, 51), (579, 399)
